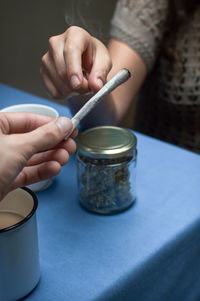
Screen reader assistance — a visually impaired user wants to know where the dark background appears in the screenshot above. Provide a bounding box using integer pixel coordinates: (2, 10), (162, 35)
(0, 0), (117, 103)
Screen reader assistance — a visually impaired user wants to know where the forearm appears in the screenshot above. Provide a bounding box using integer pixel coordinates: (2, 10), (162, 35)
(108, 39), (147, 122)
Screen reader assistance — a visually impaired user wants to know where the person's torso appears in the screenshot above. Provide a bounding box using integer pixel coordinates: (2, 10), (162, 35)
(135, 8), (200, 153)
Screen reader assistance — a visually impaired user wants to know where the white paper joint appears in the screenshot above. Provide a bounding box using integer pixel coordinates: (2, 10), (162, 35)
(66, 68), (131, 138)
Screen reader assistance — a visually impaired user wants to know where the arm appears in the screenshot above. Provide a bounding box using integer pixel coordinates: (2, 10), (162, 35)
(107, 38), (147, 121)
(41, 0), (169, 127)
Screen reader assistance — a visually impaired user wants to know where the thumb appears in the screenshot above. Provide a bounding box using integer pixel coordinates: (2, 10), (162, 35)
(22, 117), (73, 154)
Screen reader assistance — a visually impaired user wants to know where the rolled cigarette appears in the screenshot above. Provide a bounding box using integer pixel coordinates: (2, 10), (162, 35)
(72, 68), (131, 129)
(66, 68), (131, 138)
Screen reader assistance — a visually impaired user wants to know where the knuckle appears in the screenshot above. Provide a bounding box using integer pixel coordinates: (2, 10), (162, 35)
(66, 25), (87, 35)
(65, 26), (74, 35)
(64, 40), (76, 53)
(41, 126), (59, 143)
(57, 68), (68, 81)
(48, 35), (61, 52)
(20, 170), (29, 187)
(26, 144), (36, 158)
(48, 36), (56, 48)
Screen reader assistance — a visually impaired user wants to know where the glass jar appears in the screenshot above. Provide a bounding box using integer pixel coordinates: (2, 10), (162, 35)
(76, 126), (137, 214)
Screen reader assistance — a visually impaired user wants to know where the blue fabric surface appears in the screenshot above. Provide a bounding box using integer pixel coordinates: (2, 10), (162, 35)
(1, 83), (200, 301)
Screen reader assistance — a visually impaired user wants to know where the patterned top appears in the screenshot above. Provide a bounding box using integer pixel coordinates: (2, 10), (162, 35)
(110, 0), (200, 153)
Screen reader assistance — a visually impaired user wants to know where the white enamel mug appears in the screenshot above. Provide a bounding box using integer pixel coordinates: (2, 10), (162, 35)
(0, 187), (40, 301)
(0, 103), (59, 192)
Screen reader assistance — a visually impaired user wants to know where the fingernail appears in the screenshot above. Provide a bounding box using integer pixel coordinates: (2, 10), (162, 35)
(96, 78), (104, 89)
(71, 75), (81, 89)
(56, 117), (72, 134)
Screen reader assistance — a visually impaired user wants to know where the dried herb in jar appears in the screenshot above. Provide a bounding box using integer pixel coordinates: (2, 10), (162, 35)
(76, 126), (137, 214)
(78, 155), (133, 209)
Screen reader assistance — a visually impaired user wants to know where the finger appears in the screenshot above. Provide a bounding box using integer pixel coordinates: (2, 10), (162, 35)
(40, 65), (64, 99)
(27, 148), (70, 166)
(0, 112), (77, 146)
(51, 137), (77, 154)
(63, 26), (92, 91)
(48, 34), (69, 83)
(44, 30), (89, 94)
(0, 112), (53, 134)
(41, 56), (89, 97)
(88, 38), (112, 92)
(11, 161), (62, 190)
(27, 138), (76, 166)
(6, 117), (73, 158)
(25, 117), (73, 153)
(41, 54), (72, 98)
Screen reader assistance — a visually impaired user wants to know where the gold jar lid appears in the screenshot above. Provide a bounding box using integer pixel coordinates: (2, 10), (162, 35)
(76, 126), (137, 158)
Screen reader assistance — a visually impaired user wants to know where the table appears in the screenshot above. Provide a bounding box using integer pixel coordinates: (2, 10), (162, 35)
(1, 83), (200, 301)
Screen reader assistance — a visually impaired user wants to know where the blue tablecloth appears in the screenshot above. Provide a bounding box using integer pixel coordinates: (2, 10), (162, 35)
(1, 83), (200, 301)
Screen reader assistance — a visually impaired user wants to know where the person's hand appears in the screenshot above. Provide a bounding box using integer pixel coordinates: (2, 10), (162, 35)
(40, 26), (112, 99)
(0, 112), (77, 200)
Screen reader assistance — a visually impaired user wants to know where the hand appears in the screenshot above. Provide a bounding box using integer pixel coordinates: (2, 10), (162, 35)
(40, 26), (112, 99)
(0, 112), (77, 200)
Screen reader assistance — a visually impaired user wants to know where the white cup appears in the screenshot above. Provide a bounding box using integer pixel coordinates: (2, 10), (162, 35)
(0, 187), (40, 301)
(0, 103), (59, 192)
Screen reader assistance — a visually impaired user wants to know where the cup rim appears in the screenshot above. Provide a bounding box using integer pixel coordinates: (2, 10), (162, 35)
(0, 103), (59, 117)
(0, 187), (38, 234)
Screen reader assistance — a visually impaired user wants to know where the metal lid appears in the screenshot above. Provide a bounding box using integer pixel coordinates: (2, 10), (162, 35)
(76, 126), (137, 158)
